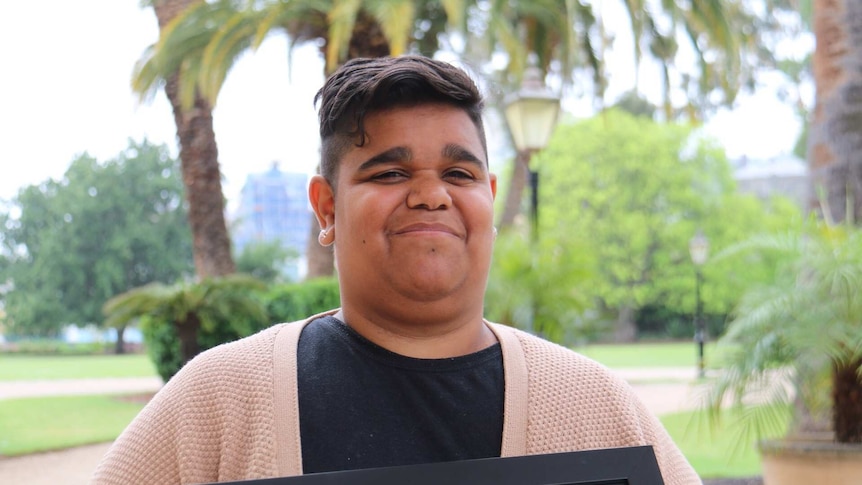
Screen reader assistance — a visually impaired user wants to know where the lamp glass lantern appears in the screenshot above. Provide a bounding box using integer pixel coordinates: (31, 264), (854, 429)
(504, 66), (561, 153)
(689, 231), (709, 266)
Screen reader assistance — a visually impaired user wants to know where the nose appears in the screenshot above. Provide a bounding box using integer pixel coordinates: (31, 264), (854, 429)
(406, 173), (451, 210)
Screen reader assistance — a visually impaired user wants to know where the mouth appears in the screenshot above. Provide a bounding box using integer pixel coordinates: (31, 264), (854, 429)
(391, 222), (462, 238)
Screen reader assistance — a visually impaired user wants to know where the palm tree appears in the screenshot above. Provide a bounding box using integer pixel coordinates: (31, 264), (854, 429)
(705, 220), (862, 444)
(135, 0), (465, 278)
(472, 0), (758, 227)
(136, 0), (237, 279)
(808, 0), (862, 224)
(103, 274), (267, 375)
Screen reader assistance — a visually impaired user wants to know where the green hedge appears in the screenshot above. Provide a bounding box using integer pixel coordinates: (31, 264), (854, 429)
(266, 278), (341, 323)
(142, 278), (340, 382)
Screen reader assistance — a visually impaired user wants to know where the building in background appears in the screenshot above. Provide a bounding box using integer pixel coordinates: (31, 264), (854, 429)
(232, 163), (311, 280)
(732, 154), (811, 211)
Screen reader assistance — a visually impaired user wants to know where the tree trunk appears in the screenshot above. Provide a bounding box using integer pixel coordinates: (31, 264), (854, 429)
(114, 325), (126, 355)
(153, 0), (235, 278)
(613, 305), (638, 343)
(809, 0), (862, 224)
(499, 151), (530, 229)
(304, 10), (391, 280)
(832, 357), (862, 443)
(176, 314), (201, 366)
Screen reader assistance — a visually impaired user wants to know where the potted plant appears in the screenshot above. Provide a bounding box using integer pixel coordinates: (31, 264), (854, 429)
(704, 217), (862, 484)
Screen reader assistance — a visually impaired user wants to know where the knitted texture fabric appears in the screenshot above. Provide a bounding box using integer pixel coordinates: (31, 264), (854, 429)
(513, 329), (700, 485)
(92, 325), (283, 484)
(92, 318), (701, 484)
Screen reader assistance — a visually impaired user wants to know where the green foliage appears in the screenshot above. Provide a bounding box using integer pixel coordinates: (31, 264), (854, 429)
(126, 277), (340, 382)
(235, 240), (298, 283)
(104, 275), (269, 381)
(541, 110), (713, 312)
(140, 317), (185, 383)
(635, 304), (726, 340)
(705, 219), (862, 443)
(529, 110), (803, 340)
(0, 340), (113, 356)
(0, 140), (193, 337)
(485, 229), (595, 343)
(265, 278), (341, 323)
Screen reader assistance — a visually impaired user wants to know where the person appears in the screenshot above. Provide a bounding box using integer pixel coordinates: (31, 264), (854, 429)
(92, 55), (701, 485)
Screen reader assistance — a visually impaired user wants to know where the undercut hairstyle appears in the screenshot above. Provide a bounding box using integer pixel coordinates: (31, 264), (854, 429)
(314, 55), (488, 186)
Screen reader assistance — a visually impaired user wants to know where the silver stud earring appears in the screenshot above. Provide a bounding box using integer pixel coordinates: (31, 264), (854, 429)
(318, 226), (335, 246)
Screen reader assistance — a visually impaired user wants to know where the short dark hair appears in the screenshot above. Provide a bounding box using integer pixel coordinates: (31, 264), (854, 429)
(314, 55), (487, 186)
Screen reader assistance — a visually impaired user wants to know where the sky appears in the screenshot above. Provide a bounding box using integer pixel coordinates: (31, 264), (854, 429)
(0, 2), (803, 212)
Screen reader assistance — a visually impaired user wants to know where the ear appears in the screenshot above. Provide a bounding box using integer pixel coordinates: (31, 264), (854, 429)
(489, 172), (497, 199)
(308, 174), (335, 229)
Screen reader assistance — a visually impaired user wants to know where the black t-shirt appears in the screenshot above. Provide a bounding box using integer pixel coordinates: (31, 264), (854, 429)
(297, 316), (504, 474)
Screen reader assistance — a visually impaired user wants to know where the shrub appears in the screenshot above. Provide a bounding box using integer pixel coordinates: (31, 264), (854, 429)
(140, 278), (340, 382)
(266, 278), (340, 323)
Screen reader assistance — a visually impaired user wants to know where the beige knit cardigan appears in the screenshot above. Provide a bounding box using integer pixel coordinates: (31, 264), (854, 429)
(92, 312), (702, 484)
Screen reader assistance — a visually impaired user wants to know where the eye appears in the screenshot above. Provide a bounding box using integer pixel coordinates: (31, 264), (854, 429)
(444, 168), (476, 182)
(371, 170), (407, 182)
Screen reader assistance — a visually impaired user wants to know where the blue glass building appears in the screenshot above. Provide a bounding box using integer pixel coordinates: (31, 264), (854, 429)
(232, 163), (311, 280)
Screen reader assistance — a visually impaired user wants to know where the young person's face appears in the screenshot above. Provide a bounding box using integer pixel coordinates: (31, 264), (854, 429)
(310, 103), (497, 313)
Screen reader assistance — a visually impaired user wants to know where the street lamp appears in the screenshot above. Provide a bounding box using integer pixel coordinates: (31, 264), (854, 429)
(689, 230), (709, 378)
(503, 60), (561, 240)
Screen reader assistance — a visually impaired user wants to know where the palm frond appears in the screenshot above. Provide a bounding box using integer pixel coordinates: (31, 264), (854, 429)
(326, 0), (361, 71)
(367, 0), (416, 57)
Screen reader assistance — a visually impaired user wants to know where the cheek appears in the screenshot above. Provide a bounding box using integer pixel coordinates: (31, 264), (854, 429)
(336, 194), (390, 243)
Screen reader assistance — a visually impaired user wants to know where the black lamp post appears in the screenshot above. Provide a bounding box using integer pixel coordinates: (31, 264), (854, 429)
(503, 61), (561, 240)
(689, 230), (709, 378)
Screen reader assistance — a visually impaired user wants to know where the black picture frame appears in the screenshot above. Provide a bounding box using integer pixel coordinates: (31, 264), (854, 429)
(217, 445), (665, 485)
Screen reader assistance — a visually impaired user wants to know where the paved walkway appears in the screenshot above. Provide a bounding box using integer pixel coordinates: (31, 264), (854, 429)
(0, 368), (704, 485)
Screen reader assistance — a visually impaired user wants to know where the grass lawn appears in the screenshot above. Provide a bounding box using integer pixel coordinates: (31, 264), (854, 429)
(0, 395), (149, 456)
(0, 354), (156, 381)
(661, 406), (791, 479)
(576, 341), (729, 369)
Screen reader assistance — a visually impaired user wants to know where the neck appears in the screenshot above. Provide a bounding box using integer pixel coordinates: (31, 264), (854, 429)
(334, 306), (497, 359)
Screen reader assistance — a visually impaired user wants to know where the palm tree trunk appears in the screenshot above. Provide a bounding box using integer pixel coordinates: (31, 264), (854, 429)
(176, 314), (201, 366)
(304, 9), (391, 279)
(153, 0), (235, 278)
(809, 0), (862, 224)
(832, 357), (862, 443)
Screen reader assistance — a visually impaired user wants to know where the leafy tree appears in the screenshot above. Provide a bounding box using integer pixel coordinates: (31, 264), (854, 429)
(485, 229), (594, 344)
(0, 140), (193, 347)
(536, 110), (802, 341)
(235, 240), (298, 283)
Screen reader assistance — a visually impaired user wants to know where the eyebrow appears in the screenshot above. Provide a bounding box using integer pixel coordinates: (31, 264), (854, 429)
(443, 143), (485, 168)
(357, 147), (411, 171)
(357, 144), (485, 172)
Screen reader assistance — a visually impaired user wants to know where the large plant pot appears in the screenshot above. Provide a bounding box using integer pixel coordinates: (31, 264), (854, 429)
(758, 435), (862, 485)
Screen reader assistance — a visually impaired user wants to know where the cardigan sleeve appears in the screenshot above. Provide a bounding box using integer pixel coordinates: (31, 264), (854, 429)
(91, 325), (283, 484)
